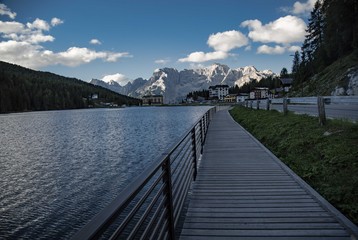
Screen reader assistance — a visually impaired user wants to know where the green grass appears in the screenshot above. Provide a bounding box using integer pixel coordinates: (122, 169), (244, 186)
(229, 106), (358, 225)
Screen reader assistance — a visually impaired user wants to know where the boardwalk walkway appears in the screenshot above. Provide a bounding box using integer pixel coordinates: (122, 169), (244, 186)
(179, 109), (358, 240)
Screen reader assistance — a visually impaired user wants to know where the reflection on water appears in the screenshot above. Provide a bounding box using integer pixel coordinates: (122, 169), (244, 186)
(0, 106), (211, 239)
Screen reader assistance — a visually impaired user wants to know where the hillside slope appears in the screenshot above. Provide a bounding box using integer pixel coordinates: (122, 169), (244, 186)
(291, 52), (358, 97)
(0, 61), (141, 113)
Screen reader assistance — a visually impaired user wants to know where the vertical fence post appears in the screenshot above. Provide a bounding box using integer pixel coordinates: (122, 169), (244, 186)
(317, 96), (326, 125)
(162, 157), (175, 240)
(191, 128), (198, 181)
(266, 99), (270, 111)
(250, 101), (253, 109)
(283, 97), (288, 115)
(200, 119), (204, 145)
(256, 100), (260, 110)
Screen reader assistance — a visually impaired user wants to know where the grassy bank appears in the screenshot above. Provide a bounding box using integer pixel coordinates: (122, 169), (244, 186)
(229, 106), (358, 225)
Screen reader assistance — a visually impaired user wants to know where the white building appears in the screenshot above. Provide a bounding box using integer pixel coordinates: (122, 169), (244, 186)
(250, 87), (269, 99)
(209, 85), (229, 100)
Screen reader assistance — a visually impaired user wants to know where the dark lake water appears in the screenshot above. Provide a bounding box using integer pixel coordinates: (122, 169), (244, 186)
(0, 106), (212, 239)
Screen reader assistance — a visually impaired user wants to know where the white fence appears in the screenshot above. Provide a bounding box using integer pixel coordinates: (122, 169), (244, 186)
(244, 96), (358, 124)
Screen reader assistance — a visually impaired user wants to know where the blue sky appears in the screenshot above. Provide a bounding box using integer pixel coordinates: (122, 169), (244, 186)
(0, 0), (316, 85)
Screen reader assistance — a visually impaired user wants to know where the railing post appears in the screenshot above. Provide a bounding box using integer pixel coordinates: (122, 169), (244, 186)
(162, 157), (175, 240)
(317, 96), (326, 125)
(283, 97), (288, 115)
(191, 128), (198, 181)
(250, 101), (253, 109)
(200, 118), (204, 144)
(266, 99), (270, 110)
(256, 100), (260, 110)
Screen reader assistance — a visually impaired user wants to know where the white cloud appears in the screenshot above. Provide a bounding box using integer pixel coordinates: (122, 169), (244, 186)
(207, 30), (249, 52)
(155, 59), (170, 64)
(292, 0), (317, 15)
(102, 73), (131, 86)
(178, 51), (228, 63)
(0, 3), (16, 19)
(0, 21), (24, 34)
(178, 30), (247, 63)
(90, 39), (102, 45)
(0, 40), (131, 68)
(26, 18), (50, 31)
(241, 15), (306, 44)
(0, 4), (131, 70)
(51, 17), (64, 26)
(257, 45), (286, 55)
(288, 45), (301, 52)
(189, 63), (206, 69)
(0, 19), (54, 44)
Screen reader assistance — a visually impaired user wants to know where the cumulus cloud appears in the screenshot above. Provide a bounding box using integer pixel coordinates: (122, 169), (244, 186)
(26, 18), (50, 31)
(256, 44), (301, 55)
(178, 51), (228, 63)
(155, 59), (170, 64)
(257, 45), (286, 55)
(0, 19), (54, 44)
(0, 21), (24, 34)
(178, 30), (248, 63)
(51, 17), (64, 26)
(207, 30), (248, 52)
(90, 39), (102, 45)
(0, 41), (131, 68)
(241, 15), (306, 44)
(0, 3), (16, 19)
(102, 73), (131, 86)
(0, 3), (131, 69)
(291, 0), (317, 15)
(288, 45), (301, 52)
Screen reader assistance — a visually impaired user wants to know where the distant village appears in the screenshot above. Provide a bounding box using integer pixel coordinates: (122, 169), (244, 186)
(140, 77), (293, 105)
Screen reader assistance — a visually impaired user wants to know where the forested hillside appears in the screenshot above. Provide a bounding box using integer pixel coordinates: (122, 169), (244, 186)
(291, 0), (358, 96)
(0, 61), (141, 113)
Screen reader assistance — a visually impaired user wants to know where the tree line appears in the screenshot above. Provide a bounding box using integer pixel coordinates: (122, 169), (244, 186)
(0, 61), (141, 113)
(291, 0), (358, 89)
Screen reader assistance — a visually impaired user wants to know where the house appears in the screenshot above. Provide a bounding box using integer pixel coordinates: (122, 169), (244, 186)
(236, 93), (249, 102)
(209, 85), (229, 100)
(249, 87), (269, 99)
(142, 95), (163, 105)
(224, 94), (237, 103)
(280, 78), (293, 92)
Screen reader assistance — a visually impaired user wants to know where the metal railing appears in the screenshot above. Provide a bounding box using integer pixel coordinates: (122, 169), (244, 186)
(243, 96), (358, 124)
(72, 107), (216, 240)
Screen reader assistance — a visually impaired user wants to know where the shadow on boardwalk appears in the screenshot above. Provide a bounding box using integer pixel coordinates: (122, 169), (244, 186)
(179, 108), (358, 240)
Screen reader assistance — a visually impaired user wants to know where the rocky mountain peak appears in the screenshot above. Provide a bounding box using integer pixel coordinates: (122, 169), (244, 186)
(91, 64), (275, 104)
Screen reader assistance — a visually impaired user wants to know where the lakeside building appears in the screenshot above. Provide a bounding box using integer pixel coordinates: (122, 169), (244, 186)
(280, 78), (293, 92)
(209, 85), (229, 100)
(224, 94), (237, 103)
(237, 93), (249, 102)
(249, 87), (269, 99)
(142, 95), (163, 105)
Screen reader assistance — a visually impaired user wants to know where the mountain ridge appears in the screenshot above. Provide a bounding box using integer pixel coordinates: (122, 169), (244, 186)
(91, 63), (275, 103)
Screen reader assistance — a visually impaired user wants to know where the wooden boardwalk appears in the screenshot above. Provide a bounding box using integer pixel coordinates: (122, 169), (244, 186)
(179, 109), (358, 240)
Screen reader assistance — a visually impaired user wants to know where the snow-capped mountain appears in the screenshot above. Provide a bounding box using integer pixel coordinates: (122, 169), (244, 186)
(90, 64), (275, 104)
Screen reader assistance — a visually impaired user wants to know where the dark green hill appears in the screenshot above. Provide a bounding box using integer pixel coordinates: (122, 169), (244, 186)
(0, 61), (141, 113)
(290, 52), (358, 97)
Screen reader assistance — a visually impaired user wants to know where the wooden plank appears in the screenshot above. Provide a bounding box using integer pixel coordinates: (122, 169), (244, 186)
(180, 229), (349, 237)
(180, 236), (349, 240)
(182, 222), (344, 230)
(179, 110), (358, 239)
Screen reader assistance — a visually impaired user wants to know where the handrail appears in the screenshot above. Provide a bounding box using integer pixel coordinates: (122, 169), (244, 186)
(72, 106), (216, 240)
(243, 96), (358, 124)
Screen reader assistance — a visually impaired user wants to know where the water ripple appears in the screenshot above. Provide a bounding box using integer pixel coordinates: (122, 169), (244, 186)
(0, 106), (210, 239)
